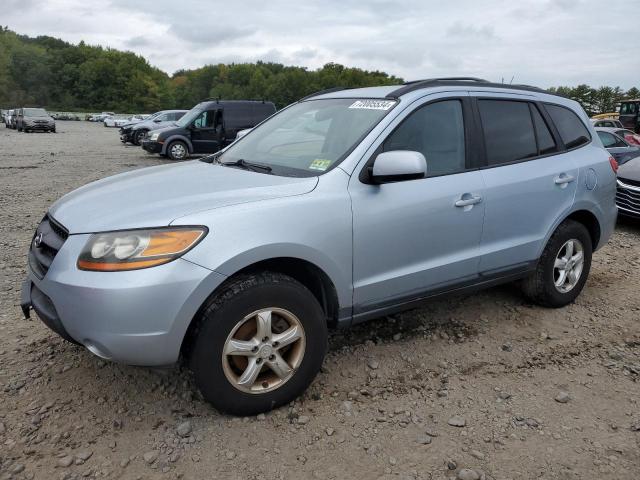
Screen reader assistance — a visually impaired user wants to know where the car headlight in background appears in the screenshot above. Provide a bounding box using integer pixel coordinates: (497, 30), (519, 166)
(150, 132), (160, 141)
(77, 227), (207, 271)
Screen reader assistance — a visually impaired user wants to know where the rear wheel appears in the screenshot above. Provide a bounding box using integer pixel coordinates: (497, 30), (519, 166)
(521, 220), (592, 307)
(189, 272), (328, 415)
(167, 140), (188, 160)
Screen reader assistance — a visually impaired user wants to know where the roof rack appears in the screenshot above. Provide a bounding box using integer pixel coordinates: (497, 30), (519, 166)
(201, 98), (268, 103)
(386, 78), (550, 99)
(299, 87), (347, 101)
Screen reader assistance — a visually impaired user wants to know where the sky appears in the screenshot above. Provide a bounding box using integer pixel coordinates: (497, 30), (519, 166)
(3, 0), (639, 89)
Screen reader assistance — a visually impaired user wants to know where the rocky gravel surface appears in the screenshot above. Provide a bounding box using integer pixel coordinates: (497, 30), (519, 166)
(1, 121), (639, 479)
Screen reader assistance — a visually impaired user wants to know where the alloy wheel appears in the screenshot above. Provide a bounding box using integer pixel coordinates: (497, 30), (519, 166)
(222, 308), (306, 394)
(553, 238), (584, 293)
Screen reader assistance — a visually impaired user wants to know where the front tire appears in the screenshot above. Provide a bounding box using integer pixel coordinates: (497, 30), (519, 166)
(133, 130), (147, 145)
(521, 220), (592, 308)
(189, 272), (328, 415)
(166, 140), (189, 160)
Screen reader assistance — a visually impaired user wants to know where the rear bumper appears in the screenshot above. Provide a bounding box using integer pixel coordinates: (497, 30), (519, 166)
(142, 140), (162, 154)
(22, 234), (227, 366)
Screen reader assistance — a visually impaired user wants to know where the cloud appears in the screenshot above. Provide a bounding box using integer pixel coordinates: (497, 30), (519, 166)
(446, 22), (496, 40)
(168, 24), (254, 44)
(2, 0), (639, 89)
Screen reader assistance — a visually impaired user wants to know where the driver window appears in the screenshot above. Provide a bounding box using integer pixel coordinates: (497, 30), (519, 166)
(383, 100), (466, 177)
(193, 110), (217, 129)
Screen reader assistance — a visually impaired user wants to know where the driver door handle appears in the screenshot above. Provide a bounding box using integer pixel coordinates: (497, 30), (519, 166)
(455, 195), (482, 207)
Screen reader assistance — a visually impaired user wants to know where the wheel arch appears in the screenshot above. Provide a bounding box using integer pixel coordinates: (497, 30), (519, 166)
(161, 135), (193, 155)
(564, 209), (601, 250)
(180, 256), (342, 359)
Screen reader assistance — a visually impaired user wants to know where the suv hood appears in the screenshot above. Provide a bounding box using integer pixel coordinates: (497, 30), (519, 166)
(49, 161), (318, 233)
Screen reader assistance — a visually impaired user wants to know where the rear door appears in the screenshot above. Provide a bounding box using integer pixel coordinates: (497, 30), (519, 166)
(473, 95), (579, 274)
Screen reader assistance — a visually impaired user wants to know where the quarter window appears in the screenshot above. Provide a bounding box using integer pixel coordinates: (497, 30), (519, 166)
(530, 105), (557, 155)
(544, 104), (591, 149)
(383, 100), (466, 177)
(478, 100), (537, 166)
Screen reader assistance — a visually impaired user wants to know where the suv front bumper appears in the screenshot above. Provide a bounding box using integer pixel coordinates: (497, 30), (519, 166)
(22, 234), (225, 366)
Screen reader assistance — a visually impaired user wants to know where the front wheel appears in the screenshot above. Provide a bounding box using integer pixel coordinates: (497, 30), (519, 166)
(166, 140), (189, 160)
(189, 272), (328, 415)
(521, 220), (592, 308)
(133, 130), (147, 145)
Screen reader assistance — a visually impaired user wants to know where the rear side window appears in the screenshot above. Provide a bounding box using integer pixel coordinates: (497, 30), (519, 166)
(530, 105), (557, 155)
(545, 104), (591, 149)
(383, 99), (466, 177)
(478, 100), (537, 166)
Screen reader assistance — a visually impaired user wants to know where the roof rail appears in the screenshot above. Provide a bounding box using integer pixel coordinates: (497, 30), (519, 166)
(386, 78), (550, 99)
(299, 87), (347, 101)
(200, 98), (270, 104)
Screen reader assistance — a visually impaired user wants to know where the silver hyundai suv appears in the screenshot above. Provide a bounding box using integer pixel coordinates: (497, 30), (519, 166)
(21, 78), (617, 415)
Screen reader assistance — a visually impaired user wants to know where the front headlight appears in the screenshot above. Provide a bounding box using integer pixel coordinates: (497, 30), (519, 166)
(150, 132), (159, 141)
(77, 227), (207, 271)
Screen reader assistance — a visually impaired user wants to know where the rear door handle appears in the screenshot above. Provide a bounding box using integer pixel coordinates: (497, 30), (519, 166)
(455, 195), (482, 207)
(554, 174), (575, 185)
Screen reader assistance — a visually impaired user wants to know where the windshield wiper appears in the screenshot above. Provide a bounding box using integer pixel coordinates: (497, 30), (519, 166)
(199, 151), (223, 164)
(220, 159), (273, 173)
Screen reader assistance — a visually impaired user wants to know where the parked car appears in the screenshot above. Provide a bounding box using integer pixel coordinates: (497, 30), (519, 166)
(612, 128), (640, 146)
(619, 99), (640, 133)
(615, 156), (640, 217)
(595, 127), (640, 165)
(142, 100), (276, 160)
(121, 110), (187, 145)
(21, 78), (617, 415)
(90, 112), (116, 122)
(4, 109), (15, 128)
(104, 115), (144, 128)
(591, 118), (623, 129)
(16, 107), (56, 133)
(51, 112), (81, 121)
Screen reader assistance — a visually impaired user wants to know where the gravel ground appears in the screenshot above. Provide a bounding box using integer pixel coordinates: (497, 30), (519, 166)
(1, 121), (639, 480)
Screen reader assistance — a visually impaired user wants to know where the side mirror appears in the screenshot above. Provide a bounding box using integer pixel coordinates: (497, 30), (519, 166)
(153, 118), (161, 123)
(369, 150), (427, 184)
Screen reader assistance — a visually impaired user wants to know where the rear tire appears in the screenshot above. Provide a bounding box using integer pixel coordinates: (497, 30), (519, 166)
(189, 272), (328, 415)
(521, 220), (592, 308)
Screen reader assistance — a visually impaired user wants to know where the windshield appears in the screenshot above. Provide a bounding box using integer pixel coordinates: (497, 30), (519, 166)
(176, 107), (204, 128)
(219, 98), (396, 176)
(24, 108), (48, 117)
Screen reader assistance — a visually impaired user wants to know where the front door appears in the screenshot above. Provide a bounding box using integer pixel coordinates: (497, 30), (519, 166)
(191, 110), (222, 153)
(349, 95), (485, 316)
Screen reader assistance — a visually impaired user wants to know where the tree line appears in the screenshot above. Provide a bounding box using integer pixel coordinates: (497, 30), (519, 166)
(0, 27), (637, 115)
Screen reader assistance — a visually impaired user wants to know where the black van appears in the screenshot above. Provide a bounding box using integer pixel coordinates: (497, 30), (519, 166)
(619, 99), (640, 133)
(142, 100), (276, 160)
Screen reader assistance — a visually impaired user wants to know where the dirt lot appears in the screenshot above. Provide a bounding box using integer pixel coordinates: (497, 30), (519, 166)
(1, 121), (639, 480)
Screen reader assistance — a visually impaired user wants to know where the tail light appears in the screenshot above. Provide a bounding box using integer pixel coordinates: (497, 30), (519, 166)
(609, 156), (618, 173)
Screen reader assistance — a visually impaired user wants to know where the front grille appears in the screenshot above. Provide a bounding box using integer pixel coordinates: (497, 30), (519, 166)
(616, 179), (640, 216)
(28, 215), (69, 278)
